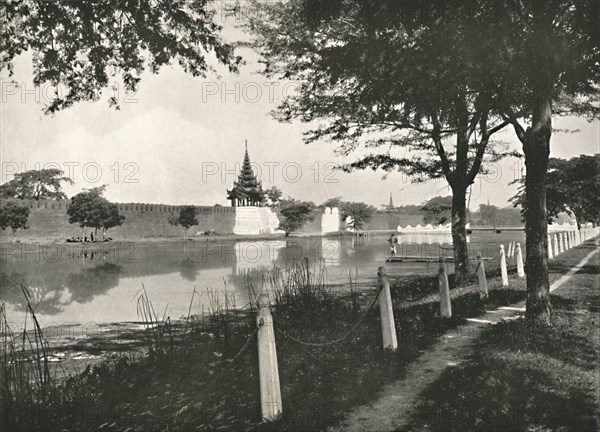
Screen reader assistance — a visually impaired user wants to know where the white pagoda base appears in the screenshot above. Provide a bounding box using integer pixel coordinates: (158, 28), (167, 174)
(234, 206), (282, 235)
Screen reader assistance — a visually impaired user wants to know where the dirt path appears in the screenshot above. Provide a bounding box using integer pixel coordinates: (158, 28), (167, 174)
(329, 240), (600, 432)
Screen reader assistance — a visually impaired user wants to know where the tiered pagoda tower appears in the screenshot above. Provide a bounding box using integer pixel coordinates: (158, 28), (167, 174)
(227, 141), (266, 207)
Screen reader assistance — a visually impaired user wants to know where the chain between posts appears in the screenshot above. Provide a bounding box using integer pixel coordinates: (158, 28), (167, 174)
(465, 260), (482, 283)
(274, 282), (387, 347)
(227, 255), (491, 355)
(226, 319), (264, 363)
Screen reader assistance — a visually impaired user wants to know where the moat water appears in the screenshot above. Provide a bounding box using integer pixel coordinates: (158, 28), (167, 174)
(1, 232), (525, 328)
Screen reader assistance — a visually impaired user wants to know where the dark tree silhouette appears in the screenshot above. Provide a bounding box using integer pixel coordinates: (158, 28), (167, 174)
(168, 206), (199, 241)
(511, 154), (600, 228)
(340, 202), (376, 230)
(67, 187), (125, 239)
(422, 196), (453, 226)
(0, 169), (72, 200)
(2, 0), (242, 113)
(479, 0), (600, 323)
(0, 200), (30, 235)
(278, 201), (315, 236)
(248, 0), (517, 282)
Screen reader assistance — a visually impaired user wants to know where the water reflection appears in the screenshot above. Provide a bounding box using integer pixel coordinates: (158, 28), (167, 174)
(2, 263), (122, 316)
(179, 258), (200, 282)
(0, 233), (525, 326)
(233, 241), (285, 275)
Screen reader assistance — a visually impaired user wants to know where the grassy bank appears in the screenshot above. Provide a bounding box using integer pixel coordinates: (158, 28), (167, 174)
(1, 259), (529, 432)
(402, 240), (599, 432)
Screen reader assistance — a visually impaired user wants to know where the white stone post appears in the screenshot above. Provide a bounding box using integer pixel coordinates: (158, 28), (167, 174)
(257, 293), (282, 422)
(557, 233), (563, 254)
(499, 244), (508, 286)
(377, 266), (398, 350)
(565, 231), (571, 250)
(548, 235), (554, 260)
(438, 258), (452, 318)
(477, 253), (488, 299)
(553, 234), (559, 256)
(507, 242), (513, 259)
(516, 242), (525, 278)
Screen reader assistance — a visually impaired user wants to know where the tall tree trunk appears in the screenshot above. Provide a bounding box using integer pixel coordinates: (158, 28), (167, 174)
(523, 96), (552, 324)
(451, 184), (470, 284)
(451, 98), (471, 285)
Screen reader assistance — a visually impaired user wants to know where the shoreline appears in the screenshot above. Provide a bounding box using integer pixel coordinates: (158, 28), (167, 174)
(0, 231), (362, 246)
(0, 226), (538, 247)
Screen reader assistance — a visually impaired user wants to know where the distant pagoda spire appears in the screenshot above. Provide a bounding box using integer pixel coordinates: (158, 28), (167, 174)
(388, 192), (394, 210)
(227, 140), (265, 207)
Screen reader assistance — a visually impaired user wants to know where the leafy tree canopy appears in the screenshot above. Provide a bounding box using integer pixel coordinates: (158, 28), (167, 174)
(317, 198), (375, 229)
(339, 202), (376, 230)
(511, 154), (600, 227)
(247, 0), (520, 281)
(471, 0), (599, 323)
(170, 206), (199, 230)
(169, 206), (199, 240)
(0, 169), (73, 200)
(421, 196), (453, 225)
(2, 0), (242, 113)
(248, 0), (518, 184)
(392, 204), (423, 215)
(474, 204), (522, 227)
(320, 197), (344, 209)
(477, 204), (500, 228)
(266, 186), (283, 206)
(0, 199), (30, 235)
(278, 201), (315, 236)
(67, 186), (125, 235)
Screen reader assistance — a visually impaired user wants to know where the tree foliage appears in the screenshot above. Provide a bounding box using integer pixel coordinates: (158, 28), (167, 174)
(266, 186), (283, 206)
(168, 206), (199, 240)
(421, 196), (453, 225)
(474, 0), (600, 323)
(248, 0), (519, 281)
(320, 197), (344, 209)
(2, 0), (242, 113)
(67, 187), (125, 237)
(0, 169), (72, 200)
(340, 202), (375, 230)
(511, 154), (600, 227)
(477, 204), (500, 228)
(278, 201), (315, 236)
(473, 204), (522, 227)
(317, 198), (374, 229)
(0, 200), (30, 235)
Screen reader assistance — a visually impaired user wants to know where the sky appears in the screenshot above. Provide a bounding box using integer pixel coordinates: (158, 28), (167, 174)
(1, 15), (598, 210)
